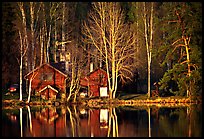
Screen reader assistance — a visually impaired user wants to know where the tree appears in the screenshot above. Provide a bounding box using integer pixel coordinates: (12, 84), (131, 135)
(13, 2), (30, 101)
(157, 2), (202, 97)
(142, 2), (154, 98)
(18, 29), (27, 101)
(82, 2), (136, 99)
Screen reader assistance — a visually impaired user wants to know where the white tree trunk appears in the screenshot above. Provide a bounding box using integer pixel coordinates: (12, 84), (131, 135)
(30, 2), (35, 70)
(27, 79), (32, 103)
(40, 28), (43, 65)
(61, 2), (66, 63)
(54, 15), (57, 62)
(18, 2), (30, 95)
(19, 30), (23, 101)
(143, 2), (154, 98)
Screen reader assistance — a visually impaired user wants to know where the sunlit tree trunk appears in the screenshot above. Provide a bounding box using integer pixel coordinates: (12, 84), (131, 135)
(30, 2), (35, 70)
(18, 2), (30, 96)
(18, 2), (30, 73)
(54, 14), (57, 62)
(18, 30), (24, 101)
(27, 71), (38, 103)
(143, 2), (154, 98)
(61, 2), (66, 63)
(40, 28), (44, 65)
(41, 3), (48, 64)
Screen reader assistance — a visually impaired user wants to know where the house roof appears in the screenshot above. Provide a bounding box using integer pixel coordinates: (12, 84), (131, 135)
(87, 68), (107, 76)
(24, 62), (67, 80)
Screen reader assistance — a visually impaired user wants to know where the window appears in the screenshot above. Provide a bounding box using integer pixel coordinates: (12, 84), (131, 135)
(41, 73), (53, 81)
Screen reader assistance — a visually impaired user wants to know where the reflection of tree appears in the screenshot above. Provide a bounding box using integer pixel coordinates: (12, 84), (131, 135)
(66, 105), (81, 137)
(107, 108), (118, 137)
(27, 106), (33, 134)
(20, 107), (23, 137)
(187, 105), (202, 137)
(158, 108), (188, 137)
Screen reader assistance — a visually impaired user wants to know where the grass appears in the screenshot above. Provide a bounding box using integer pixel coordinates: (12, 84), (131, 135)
(2, 92), (28, 101)
(118, 93), (148, 100)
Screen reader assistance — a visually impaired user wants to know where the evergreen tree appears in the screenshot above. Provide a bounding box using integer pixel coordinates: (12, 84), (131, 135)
(157, 2), (202, 97)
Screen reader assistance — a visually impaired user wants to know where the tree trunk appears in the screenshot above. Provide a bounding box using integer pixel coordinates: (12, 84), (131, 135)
(27, 79), (32, 103)
(54, 14), (57, 62)
(30, 2), (35, 70)
(143, 2), (154, 98)
(42, 3), (47, 63)
(18, 2), (30, 95)
(184, 37), (191, 97)
(19, 30), (23, 101)
(47, 23), (51, 63)
(61, 2), (66, 63)
(40, 28), (44, 65)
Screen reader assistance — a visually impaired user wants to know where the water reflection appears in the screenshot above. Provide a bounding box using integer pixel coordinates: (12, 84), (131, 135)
(2, 104), (202, 137)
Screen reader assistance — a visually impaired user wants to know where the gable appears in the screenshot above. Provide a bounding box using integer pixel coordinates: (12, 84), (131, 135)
(24, 63), (67, 80)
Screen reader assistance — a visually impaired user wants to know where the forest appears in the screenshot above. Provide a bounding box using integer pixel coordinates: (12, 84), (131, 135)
(2, 2), (202, 101)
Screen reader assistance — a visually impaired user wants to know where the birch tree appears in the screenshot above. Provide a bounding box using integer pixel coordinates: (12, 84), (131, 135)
(17, 2), (30, 98)
(142, 2), (154, 98)
(18, 29), (28, 101)
(83, 2), (136, 99)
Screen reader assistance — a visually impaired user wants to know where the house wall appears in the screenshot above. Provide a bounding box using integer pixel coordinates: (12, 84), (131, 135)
(27, 64), (66, 93)
(80, 69), (108, 97)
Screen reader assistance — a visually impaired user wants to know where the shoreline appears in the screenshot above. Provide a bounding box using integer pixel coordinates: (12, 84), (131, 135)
(2, 96), (202, 109)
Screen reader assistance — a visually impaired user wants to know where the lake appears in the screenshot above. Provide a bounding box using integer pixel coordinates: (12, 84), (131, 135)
(2, 104), (202, 137)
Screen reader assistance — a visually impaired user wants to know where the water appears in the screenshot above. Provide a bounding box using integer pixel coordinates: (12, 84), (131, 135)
(2, 104), (202, 137)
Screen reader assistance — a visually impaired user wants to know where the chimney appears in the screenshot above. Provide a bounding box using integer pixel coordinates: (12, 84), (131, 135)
(90, 62), (93, 72)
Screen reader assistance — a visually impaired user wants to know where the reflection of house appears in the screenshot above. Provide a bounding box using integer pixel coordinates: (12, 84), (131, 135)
(36, 107), (59, 124)
(89, 109), (109, 137)
(31, 107), (67, 137)
(24, 62), (67, 100)
(80, 68), (108, 97)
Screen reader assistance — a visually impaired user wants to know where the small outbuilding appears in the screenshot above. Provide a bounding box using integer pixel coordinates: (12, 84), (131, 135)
(80, 68), (108, 97)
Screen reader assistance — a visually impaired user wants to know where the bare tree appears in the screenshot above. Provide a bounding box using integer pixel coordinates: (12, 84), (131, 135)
(142, 2), (154, 98)
(83, 2), (136, 99)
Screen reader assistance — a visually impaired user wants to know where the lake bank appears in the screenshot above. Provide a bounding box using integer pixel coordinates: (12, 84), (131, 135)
(2, 95), (201, 109)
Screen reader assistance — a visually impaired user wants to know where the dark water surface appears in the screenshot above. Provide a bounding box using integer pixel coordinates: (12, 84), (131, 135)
(2, 104), (202, 137)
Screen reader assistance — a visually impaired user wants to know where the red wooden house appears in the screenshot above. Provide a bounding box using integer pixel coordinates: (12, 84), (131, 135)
(24, 62), (67, 100)
(80, 68), (108, 97)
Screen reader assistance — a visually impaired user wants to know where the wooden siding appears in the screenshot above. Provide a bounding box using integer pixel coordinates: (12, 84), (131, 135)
(24, 63), (67, 94)
(80, 68), (108, 97)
